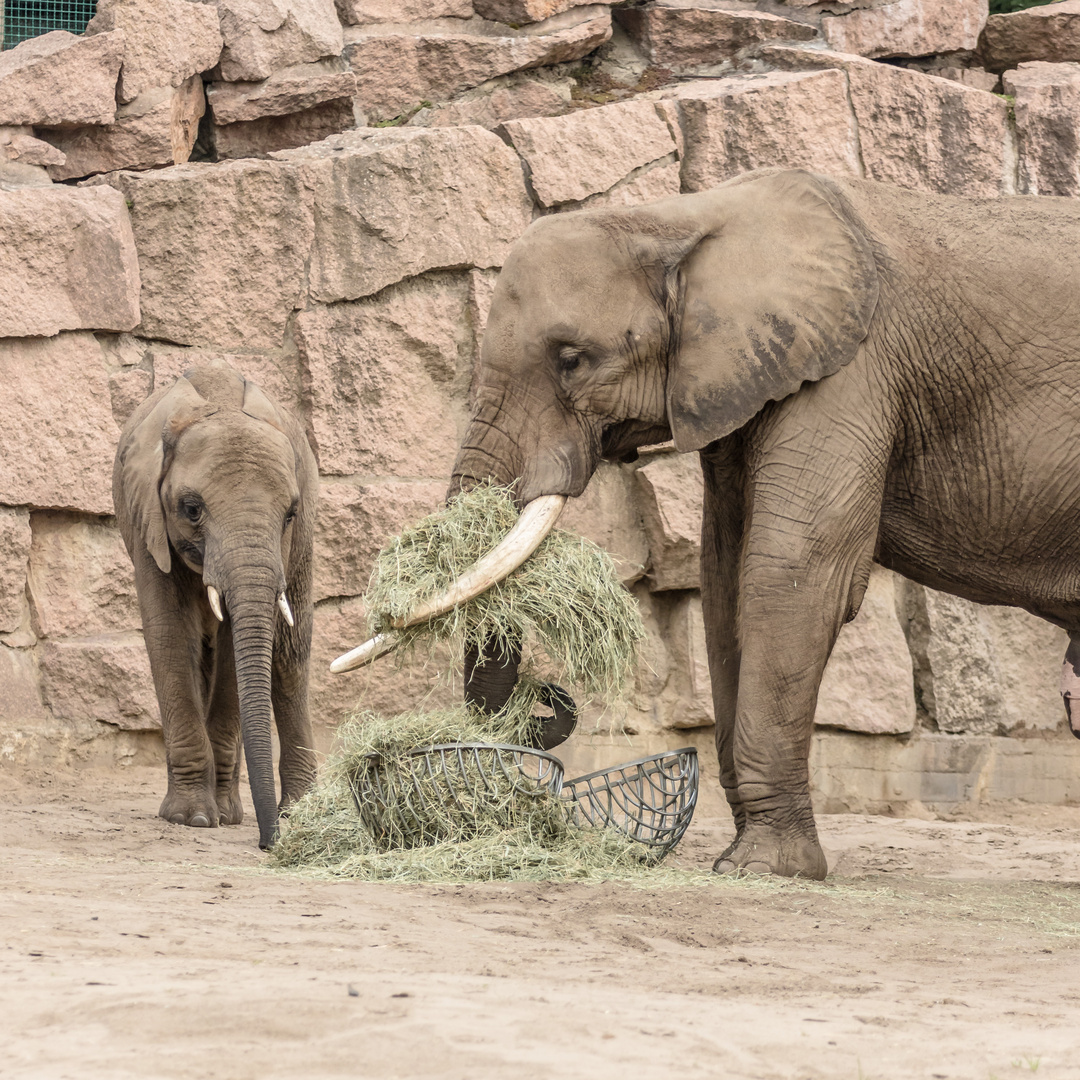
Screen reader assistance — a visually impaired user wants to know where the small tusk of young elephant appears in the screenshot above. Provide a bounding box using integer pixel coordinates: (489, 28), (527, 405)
(330, 494), (567, 675)
(278, 592), (295, 628)
(207, 586), (224, 622)
(329, 632), (400, 673)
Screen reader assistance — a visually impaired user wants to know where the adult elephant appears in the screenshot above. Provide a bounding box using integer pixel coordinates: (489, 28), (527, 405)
(338, 167), (1080, 879)
(115, 361), (318, 850)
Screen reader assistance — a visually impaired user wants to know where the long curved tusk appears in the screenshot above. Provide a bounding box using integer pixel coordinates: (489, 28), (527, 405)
(389, 493), (567, 629)
(329, 632), (399, 674)
(207, 586), (224, 622)
(277, 591), (295, 628)
(330, 493), (567, 675)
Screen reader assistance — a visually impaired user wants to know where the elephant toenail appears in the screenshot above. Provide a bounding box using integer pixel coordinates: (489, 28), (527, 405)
(168, 813), (187, 825)
(744, 861), (772, 874)
(713, 858), (737, 874)
(189, 814), (211, 828)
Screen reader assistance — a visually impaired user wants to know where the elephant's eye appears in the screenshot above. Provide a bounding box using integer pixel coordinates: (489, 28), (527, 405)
(284, 502), (299, 529)
(557, 346), (583, 374)
(178, 496), (203, 524)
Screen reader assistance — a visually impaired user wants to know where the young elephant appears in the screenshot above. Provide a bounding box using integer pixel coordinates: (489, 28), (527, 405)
(114, 362), (318, 849)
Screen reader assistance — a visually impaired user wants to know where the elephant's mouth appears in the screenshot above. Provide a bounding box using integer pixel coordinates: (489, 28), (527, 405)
(600, 419), (672, 462)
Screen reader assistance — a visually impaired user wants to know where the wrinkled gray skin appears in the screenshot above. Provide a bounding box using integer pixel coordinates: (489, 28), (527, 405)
(114, 363), (318, 850)
(450, 168), (1080, 880)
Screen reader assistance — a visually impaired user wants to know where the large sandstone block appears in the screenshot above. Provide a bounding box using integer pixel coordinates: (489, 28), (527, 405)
(559, 462), (650, 585)
(27, 513), (141, 640)
(38, 635), (159, 730)
(616, 4), (817, 69)
(634, 452), (703, 592)
(86, 0), (224, 103)
(0, 645), (47, 726)
(337, 0), (473, 25)
(0, 334), (117, 514)
(344, 7), (611, 122)
(0, 185), (140, 338)
(216, 0), (345, 82)
(0, 127), (65, 166)
(212, 99), (356, 158)
(276, 126), (531, 304)
(757, 47), (1010, 197)
(980, 0), (1080, 74)
(567, 160), (682, 210)
(474, 0), (614, 25)
(43, 77), (205, 181)
(499, 98), (676, 207)
(0, 510), (31, 635)
(1004, 61), (1080, 197)
(295, 271), (474, 478)
(821, 0), (986, 60)
(313, 479), (446, 602)
(207, 60), (356, 123)
(97, 159), (315, 349)
(816, 567), (916, 735)
(672, 69), (860, 192)
(0, 30), (124, 128)
(408, 76), (570, 129)
(662, 593), (713, 729)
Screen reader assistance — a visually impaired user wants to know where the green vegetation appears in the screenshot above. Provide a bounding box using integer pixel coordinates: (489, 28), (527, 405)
(989, 0), (1058, 13)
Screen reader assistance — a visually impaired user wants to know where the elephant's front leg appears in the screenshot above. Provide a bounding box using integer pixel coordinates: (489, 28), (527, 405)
(699, 438), (746, 851)
(715, 419), (885, 879)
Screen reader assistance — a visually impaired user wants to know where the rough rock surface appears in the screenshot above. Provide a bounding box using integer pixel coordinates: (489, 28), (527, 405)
(0, 510), (32, 636)
(673, 69), (860, 192)
(559, 463), (649, 585)
(635, 452), (703, 592)
(212, 98), (356, 158)
(0, 334), (117, 516)
(295, 272), (474, 478)
(207, 60), (356, 123)
(500, 98), (676, 206)
(44, 77), (205, 181)
(0, 128), (65, 166)
(817, 567), (916, 735)
(758, 47), (1010, 196)
(407, 76), (570, 129)
(86, 0), (223, 103)
(567, 160), (681, 209)
(38, 636), (159, 730)
(0, 646), (47, 726)
(663, 593), (713, 729)
(980, 0), (1080, 73)
(217, 0), (345, 82)
(97, 159), (314, 349)
(336, 0), (473, 25)
(617, 5), (817, 69)
(277, 127), (531, 304)
(345, 7), (612, 122)
(0, 31), (124, 128)
(0, 185), (140, 338)
(474, 0), (615, 25)
(27, 514), (142, 640)
(313, 480), (446, 602)
(108, 366), (154, 427)
(1004, 61), (1080, 197)
(821, 0), (986, 60)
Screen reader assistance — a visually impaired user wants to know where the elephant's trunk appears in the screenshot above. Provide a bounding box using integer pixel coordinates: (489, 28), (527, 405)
(219, 554), (282, 850)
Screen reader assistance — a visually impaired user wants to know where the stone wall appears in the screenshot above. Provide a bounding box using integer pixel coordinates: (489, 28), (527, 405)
(1, 0), (1079, 775)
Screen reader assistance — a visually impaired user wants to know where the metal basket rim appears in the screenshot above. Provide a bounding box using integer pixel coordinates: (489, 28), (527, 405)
(563, 746), (698, 787)
(356, 742), (566, 769)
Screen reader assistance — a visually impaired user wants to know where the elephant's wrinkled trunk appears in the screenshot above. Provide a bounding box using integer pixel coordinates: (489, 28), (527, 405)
(219, 551), (283, 850)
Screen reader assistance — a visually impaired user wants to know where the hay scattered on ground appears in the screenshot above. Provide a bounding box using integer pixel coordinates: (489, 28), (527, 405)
(364, 484), (644, 701)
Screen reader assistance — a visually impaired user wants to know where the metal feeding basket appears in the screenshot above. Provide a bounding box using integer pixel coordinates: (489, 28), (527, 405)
(562, 747), (699, 860)
(349, 742), (565, 850)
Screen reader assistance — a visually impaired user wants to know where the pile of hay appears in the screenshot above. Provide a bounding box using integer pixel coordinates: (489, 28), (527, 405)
(270, 486), (659, 882)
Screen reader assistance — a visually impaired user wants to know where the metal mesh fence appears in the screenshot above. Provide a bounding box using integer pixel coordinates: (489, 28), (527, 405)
(2, 1), (99, 51)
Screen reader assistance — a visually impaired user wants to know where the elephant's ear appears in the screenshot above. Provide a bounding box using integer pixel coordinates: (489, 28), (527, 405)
(241, 378), (288, 433)
(666, 171), (879, 452)
(115, 376), (206, 574)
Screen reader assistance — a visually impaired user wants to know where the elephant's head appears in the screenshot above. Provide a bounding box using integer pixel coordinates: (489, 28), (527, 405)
(116, 364), (312, 848)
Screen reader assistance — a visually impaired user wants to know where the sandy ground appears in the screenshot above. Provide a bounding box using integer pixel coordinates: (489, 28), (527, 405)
(2, 765), (1080, 1080)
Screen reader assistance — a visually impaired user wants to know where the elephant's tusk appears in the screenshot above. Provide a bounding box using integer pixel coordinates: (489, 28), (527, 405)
(330, 632), (399, 674)
(207, 586), (224, 622)
(331, 494), (567, 675)
(278, 591), (295, 628)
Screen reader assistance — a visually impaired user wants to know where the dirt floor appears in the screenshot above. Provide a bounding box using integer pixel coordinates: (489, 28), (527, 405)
(2, 765), (1080, 1080)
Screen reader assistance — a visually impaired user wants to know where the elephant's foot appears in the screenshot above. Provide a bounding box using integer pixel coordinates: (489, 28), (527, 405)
(712, 820), (827, 880)
(159, 788), (219, 829)
(215, 785), (244, 825)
